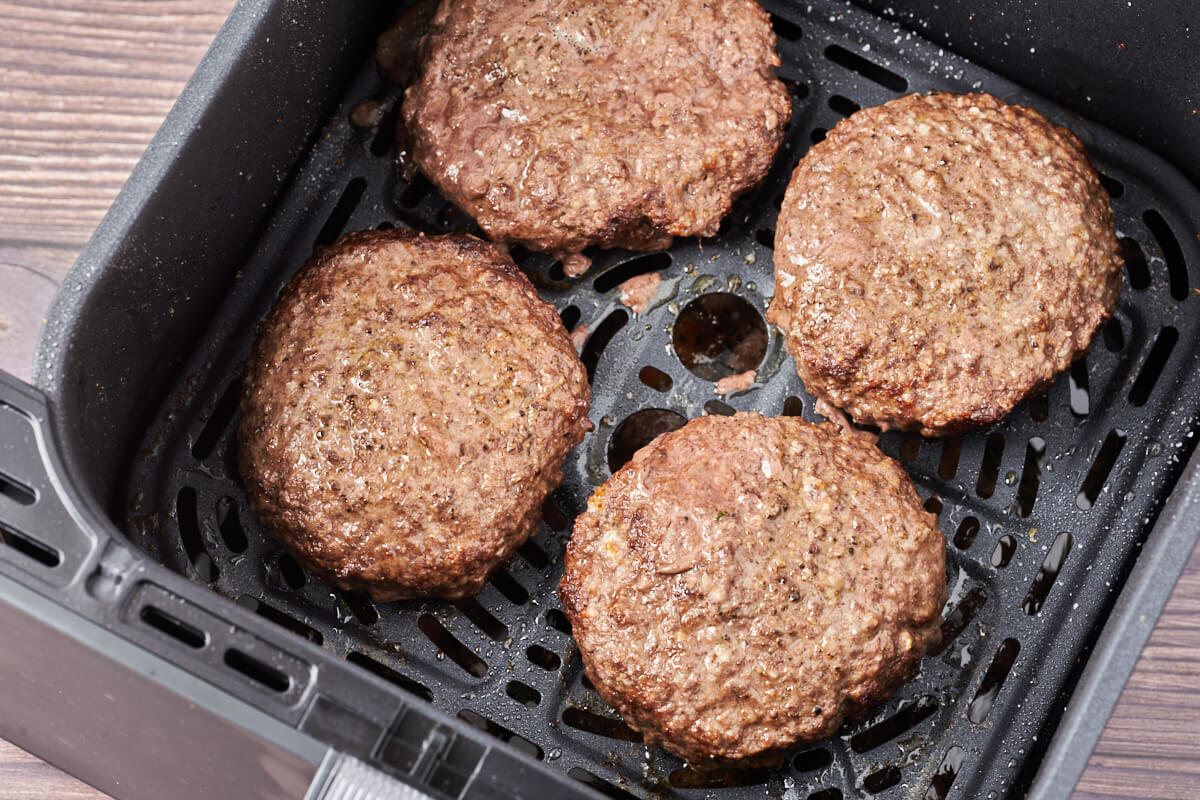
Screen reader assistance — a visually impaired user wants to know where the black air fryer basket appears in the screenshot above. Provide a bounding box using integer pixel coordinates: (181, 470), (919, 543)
(2, 2), (1199, 799)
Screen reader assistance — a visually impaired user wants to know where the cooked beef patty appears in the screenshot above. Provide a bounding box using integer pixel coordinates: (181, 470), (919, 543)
(239, 229), (591, 601)
(402, 0), (791, 274)
(560, 412), (946, 766)
(767, 93), (1122, 436)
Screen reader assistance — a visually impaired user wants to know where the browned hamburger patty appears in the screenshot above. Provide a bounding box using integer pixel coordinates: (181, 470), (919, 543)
(402, 0), (791, 274)
(767, 93), (1122, 436)
(239, 230), (591, 601)
(560, 412), (946, 766)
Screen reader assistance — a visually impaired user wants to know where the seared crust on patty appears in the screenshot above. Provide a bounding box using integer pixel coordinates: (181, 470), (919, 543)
(403, 0), (791, 268)
(767, 93), (1122, 436)
(239, 229), (591, 601)
(560, 412), (946, 766)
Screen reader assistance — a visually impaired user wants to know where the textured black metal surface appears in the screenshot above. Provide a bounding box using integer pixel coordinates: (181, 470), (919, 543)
(41, 1), (1200, 799)
(850, 0), (1200, 188)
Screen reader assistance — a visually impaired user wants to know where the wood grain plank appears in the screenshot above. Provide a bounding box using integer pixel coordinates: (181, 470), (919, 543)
(0, 3), (231, 791)
(0, 740), (107, 800)
(0, 247), (73, 380)
(0, 0), (234, 248)
(1076, 546), (1200, 799)
(1, 1), (1199, 799)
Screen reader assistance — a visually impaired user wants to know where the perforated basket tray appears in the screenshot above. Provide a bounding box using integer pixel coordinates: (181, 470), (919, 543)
(7, 1), (1200, 799)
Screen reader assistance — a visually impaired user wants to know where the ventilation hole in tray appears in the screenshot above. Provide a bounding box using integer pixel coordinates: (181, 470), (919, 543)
(1120, 236), (1151, 290)
(224, 648), (290, 694)
(850, 695), (938, 753)
(704, 399), (736, 416)
(542, 495), (569, 531)
(608, 409), (688, 472)
(899, 431), (922, 462)
(1068, 359), (1090, 417)
(932, 435), (960, 480)
(559, 304), (581, 331)
(1104, 317), (1126, 352)
(953, 517), (980, 550)
(545, 608), (572, 635)
(638, 365), (673, 392)
(489, 567), (529, 605)
(517, 539), (550, 569)
(458, 709), (543, 760)
(1029, 392), (1049, 422)
(716, 213), (736, 240)
(581, 673), (597, 692)
(862, 765), (902, 794)
(1098, 173), (1124, 199)
(237, 595), (323, 645)
(771, 13), (803, 41)
(375, 221), (394, 231)
(277, 552), (307, 590)
(176, 487), (217, 582)
(755, 228), (776, 249)
(452, 597), (508, 641)
(923, 495), (943, 517)
(808, 791), (843, 800)
(568, 768), (640, 800)
(669, 767), (769, 789)
(810, 127), (827, 144)
(673, 293), (767, 381)
(582, 309), (630, 381)
(975, 434), (1005, 499)
(924, 745), (967, 800)
(527, 644), (561, 671)
(563, 707), (642, 742)
(346, 651), (432, 702)
(139, 605), (206, 649)
(1076, 429), (1128, 510)
(593, 252), (671, 293)
(1022, 532), (1073, 615)
(858, 422), (884, 440)
(0, 468), (35, 506)
(782, 396), (805, 416)
(508, 243), (537, 265)
(781, 76), (811, 100)
(436, 202), (463, 229)
(1016, 437), (1046, 517)
(418, 615), (487, 677)
(335, 589), (379, 626)
(370, 102), (401, 157)
(1143, 209), (1189, 300)
(191, 377), (242, 460)
(214, 496), (247, 554)
(1130, 326), (1179, 406)
(935, 587), (986, 655)
(794, 748), (834, 772)
(316, 177), (367, 246)
(992, 535), (1017, 568)
(968, 638), (1021, 723)
(505, 680), (541, 708)
(0, 518), (58, 568)
(398, 174), (432, 209)
(828, 94), (861, 117)
(824, 44), (908, 92)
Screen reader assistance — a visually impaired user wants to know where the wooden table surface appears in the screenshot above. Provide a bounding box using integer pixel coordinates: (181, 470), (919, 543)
(0, 2), (1197, 798)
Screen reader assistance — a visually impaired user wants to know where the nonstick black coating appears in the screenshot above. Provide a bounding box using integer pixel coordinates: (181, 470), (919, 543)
(67, 1), (1200, 798)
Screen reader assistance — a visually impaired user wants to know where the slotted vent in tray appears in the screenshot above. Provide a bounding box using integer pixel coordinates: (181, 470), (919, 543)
(122, 1), (1200, 798)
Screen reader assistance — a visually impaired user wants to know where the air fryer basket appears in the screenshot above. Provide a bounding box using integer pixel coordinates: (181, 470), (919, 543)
(8, 1), (1200, 799)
